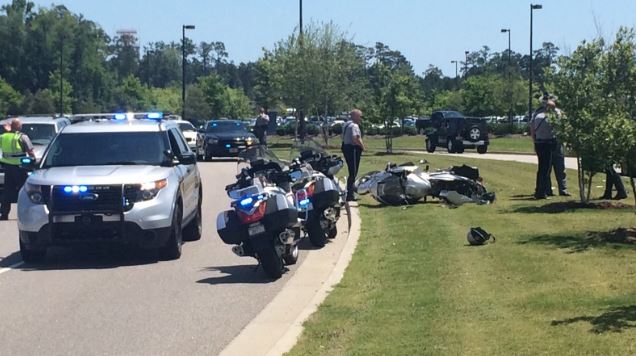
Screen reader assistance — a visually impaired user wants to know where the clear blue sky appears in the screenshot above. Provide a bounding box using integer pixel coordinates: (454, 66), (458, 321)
(14, 0), (636, 76)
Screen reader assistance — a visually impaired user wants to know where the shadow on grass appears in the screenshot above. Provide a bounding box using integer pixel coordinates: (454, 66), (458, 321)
(510, 194), (539, 201)
(551, 305), (636, 334)
(511, 201), (633, 214)
(372, 151), (410, 156)
(518, 229), (636, 253)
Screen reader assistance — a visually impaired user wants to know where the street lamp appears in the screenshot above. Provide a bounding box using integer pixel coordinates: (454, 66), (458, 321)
(298, 0), (305, 141)
(182, 24), (195, 121)
(501, 28), (512, 125)
(450, 60), (458, 78)
(59, 35), (64, 116)
(529, 4), (542, 119)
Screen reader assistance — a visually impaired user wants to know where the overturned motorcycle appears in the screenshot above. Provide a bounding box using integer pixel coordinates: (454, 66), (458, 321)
(355, 161), (495, 206)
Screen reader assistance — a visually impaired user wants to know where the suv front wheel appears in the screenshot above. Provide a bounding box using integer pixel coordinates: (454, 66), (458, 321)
(19, 234), (46, 263)
(425, 138), (436, 153)
(161, 202), (183, 260)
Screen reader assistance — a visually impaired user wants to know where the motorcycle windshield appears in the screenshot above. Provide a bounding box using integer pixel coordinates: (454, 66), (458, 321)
(239, 145), (286, 167)
(292, 138), (329, 161)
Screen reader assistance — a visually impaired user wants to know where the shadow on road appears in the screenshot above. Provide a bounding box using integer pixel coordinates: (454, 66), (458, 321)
(18, 245), (161, 271)
(551, 305), (636, 333)
(518, 230), (636, 253)
(197, 265), (280, 285)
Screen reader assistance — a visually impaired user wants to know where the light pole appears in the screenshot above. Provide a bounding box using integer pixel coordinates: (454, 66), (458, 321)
(59, 35), (64, 116)
(501, 28), (512, 125)
(182, 24), (195, 121)
(464, 50), (469, 76)
(450, 60), (458, 78)
(298, 0), (305, 141)
(529, 4), (542, 119)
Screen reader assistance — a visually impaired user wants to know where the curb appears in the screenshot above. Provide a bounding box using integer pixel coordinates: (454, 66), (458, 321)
(219, 206), (361, 356)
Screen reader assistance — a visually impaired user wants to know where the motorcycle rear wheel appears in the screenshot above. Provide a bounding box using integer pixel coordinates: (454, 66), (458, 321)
(307, 221), (327, 248)
(258, 243), (283, 279)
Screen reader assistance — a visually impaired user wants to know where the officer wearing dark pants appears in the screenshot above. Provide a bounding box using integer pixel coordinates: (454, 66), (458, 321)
(602, 165), (627, 200)
(547, 142), (570, 196)
(341, 109), (365, 202)
(0, 118), (35, 220)
(530, 98), (560, 200)
(254, 107), (270, 147)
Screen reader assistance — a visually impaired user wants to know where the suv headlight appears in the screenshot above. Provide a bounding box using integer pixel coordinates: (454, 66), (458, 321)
(24, 182), (45, 204)
(208, 137), (219, 144)
(246, 137), (254, 146)
(125, 179), (168, 204)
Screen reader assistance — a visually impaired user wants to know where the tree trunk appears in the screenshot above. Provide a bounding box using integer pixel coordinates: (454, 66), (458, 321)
(577, 155), (586, 203)
(585, 171), (594, 203)
(630, 176), (636, 212)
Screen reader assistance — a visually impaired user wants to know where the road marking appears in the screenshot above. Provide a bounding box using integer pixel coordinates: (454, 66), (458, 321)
(0, 261), (24, 275)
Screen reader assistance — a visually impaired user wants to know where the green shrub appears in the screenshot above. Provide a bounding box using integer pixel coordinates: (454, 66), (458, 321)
(403, 126), (417, 136)
(330, 123), (343, 135)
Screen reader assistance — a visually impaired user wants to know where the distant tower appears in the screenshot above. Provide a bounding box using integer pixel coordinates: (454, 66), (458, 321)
(116, 29), (139, 49)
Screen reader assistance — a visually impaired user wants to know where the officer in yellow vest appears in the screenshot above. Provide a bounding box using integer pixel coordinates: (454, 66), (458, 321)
(0, 118), (35, 220)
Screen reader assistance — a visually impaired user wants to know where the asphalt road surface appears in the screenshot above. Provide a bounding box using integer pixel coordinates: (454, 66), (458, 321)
(0, 161), (304, 355)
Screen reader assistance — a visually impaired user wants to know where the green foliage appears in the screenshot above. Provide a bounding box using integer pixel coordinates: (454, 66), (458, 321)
(552, 27), (636, 204)
(48, 70), (73, 113)
(111, 75), (151, 111)
(149, 86), (181, 114)
(0, 76), (22, 116)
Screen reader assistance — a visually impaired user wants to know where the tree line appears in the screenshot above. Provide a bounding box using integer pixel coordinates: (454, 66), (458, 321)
(1, 0), (560, 124)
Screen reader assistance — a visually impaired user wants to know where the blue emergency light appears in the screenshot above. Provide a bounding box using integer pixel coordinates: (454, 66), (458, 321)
(146, 112), (163, 120)
(114, 113), (126, 120)
(225, 144), (231, 148)
(63, 185), (88, 194)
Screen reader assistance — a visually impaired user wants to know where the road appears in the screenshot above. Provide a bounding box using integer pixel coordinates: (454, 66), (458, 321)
(0, 161), (303, 355)
(435, 151), (579, 170)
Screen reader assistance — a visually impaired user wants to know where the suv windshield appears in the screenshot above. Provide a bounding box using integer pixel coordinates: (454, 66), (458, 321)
(43, 132), (168, 168)
(178, 122), (196, 132)
(21, 123), (56, 145)
(206, 121), (246, 132)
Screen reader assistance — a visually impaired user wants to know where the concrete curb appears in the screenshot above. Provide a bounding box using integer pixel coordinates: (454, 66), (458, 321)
(219, 206), (361, 356)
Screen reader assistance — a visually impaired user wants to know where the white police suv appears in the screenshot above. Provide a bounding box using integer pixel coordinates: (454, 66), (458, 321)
(17, 114), (202, 262)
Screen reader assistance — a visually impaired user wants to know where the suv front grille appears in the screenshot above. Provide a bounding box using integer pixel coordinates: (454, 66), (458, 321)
(50, 185), (123, 213)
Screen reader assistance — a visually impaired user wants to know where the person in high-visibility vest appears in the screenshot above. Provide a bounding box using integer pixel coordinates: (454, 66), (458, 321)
(0, 118), (35, 220)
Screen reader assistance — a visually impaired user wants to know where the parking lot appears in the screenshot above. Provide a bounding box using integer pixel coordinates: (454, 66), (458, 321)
(0, 161), (303, 355)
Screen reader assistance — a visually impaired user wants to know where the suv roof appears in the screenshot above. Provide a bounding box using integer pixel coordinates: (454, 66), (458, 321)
(62, 119), (176, 134)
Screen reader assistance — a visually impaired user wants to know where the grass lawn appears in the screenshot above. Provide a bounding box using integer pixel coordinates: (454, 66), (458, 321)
(287, 150), (636, 355)
(268, 134), (535, 155)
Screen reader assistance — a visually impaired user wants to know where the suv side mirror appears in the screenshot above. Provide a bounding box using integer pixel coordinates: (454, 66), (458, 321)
(179, 151), (197, 165)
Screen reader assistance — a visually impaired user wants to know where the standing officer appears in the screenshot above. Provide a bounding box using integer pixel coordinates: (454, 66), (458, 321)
(0, 118), (35, 220)
(341, 109), (365, 202)
(254, 107), (270, 147)
(530, 97), (560, 200)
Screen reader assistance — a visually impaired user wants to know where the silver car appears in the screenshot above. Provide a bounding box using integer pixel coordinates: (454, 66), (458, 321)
(17, 118), (202, 262)
(0, 116), (70, 192)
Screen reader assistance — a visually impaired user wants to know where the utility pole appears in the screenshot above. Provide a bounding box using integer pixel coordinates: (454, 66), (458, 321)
(182, 25), (195, 121)
(451, 60), (458, 78)
(464, 50), (469, 77)
(59, 35), (64, 116)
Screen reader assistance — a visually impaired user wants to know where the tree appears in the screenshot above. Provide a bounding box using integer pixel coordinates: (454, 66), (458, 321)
(110, 75), (151, 111)
(48, 70), (73, 113)
(552, 28), (636, 205)
(0, 76), (22, 116)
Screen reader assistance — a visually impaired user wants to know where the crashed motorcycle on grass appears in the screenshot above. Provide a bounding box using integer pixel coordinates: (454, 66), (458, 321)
(355, 161), (495, 206)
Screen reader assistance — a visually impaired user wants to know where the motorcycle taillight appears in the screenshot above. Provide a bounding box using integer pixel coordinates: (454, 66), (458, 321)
(237, 201), (267, 224)
(306, 182), (315, 197)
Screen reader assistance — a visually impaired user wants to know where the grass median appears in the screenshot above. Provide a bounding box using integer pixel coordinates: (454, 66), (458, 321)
(269, 135), (535, 155)
(287, 151), (636, 356)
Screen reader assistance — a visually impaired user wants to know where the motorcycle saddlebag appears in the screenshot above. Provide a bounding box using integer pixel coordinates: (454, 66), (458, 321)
(216, 210), (248, 245)
(263, 195), (298, 231)
(311, 179), (340, 209)
(450, 165), (480, 180)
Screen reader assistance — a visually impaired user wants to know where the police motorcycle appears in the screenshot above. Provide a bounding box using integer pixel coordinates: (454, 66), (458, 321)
(356, 161), (495, 206)
(290, 140), (346, 245)
(216, 149), (301, 279)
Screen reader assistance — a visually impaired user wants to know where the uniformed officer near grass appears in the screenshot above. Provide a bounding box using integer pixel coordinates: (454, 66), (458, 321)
(0, 118), (35, 220)
(530, 98), (560, 200)
(341, 109), (365, 201)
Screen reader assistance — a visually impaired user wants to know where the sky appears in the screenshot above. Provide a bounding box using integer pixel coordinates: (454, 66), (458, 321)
(12, 0), (636, 76)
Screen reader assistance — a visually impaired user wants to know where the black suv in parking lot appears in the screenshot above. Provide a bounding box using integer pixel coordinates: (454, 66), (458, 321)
(424, 111), (489, 154)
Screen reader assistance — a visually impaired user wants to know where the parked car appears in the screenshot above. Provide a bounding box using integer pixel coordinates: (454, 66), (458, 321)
(0, 116), (71, 193)
(175, 120), (204, 158)
(424, 111), (489, 154)
(201, 120), (257, 159)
